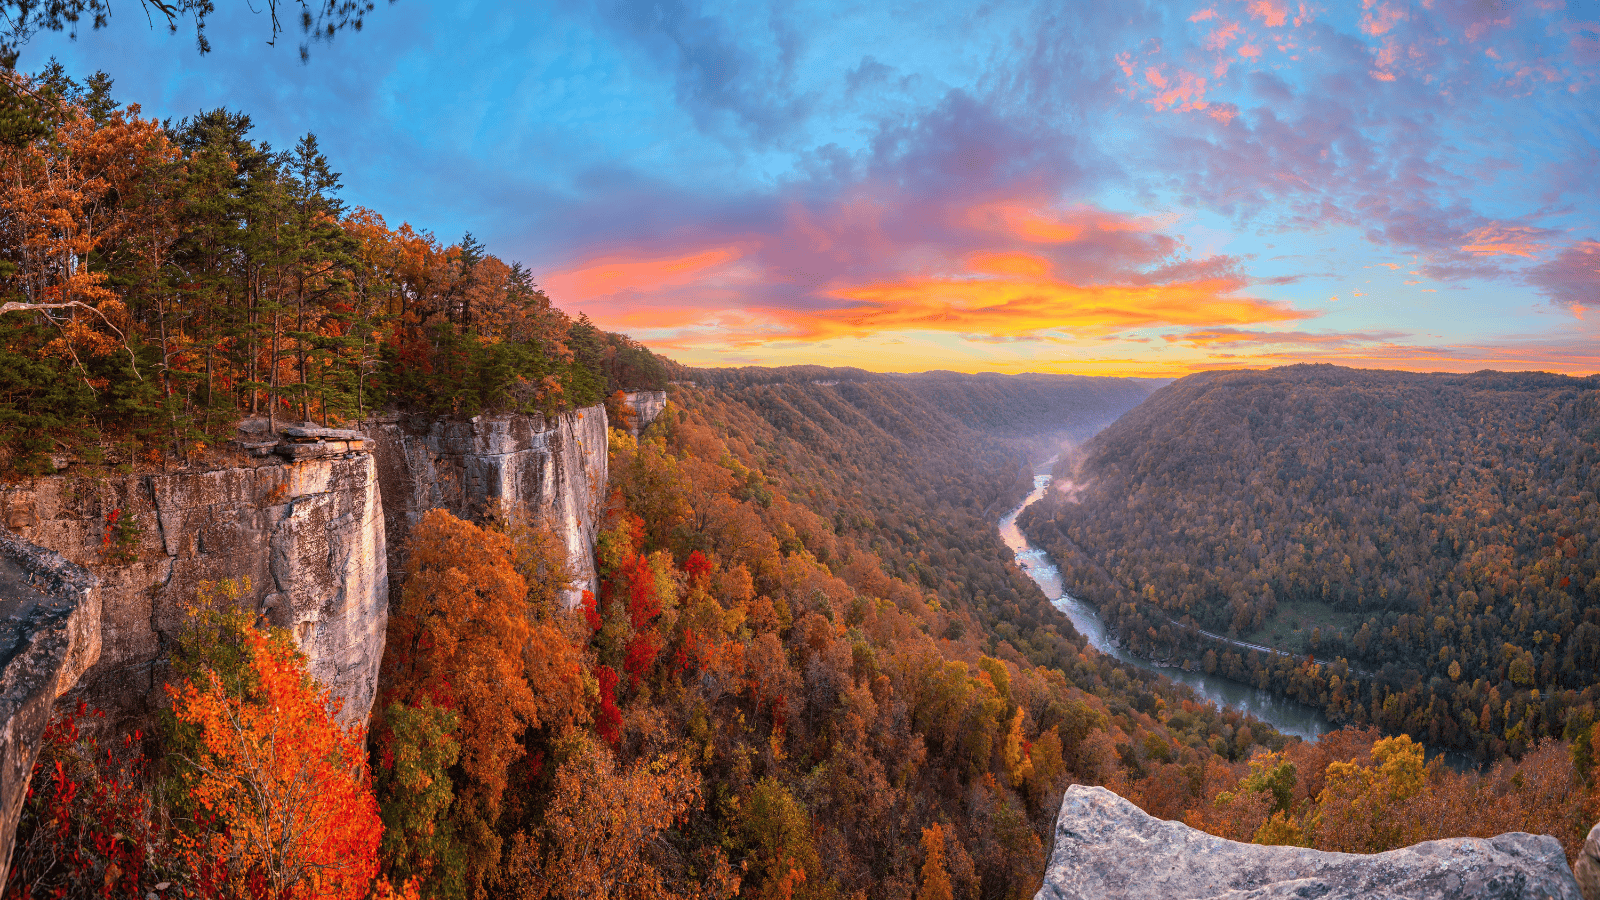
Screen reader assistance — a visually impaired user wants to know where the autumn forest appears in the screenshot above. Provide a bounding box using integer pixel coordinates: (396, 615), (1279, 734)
(1, 59), (1599, 900)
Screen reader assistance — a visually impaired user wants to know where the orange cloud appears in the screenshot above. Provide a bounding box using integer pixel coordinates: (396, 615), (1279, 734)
(1181, 338), (1600, 376)
(1162, 327), (1408, 348)
(538, 196), (1352, 376)
(801, 273), (1311, 341)
(963, 203), (1148, 243)
(968, 251), (1053, 278)
(1458, 224), (1549, 258)
(543, 245), (747, 303)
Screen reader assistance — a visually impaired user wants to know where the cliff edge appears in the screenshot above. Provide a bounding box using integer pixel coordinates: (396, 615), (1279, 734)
(1037, 784), (1585, 900)
(0, 530), (100, 887)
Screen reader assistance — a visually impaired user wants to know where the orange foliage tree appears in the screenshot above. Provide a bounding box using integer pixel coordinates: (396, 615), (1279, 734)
(499, 731), (729, 900)
(376, 507), (586, 896)
(166, 618), (381, 899)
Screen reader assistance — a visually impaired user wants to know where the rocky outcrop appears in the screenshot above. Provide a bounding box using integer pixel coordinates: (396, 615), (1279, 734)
(623, 390), (668, 437)
(367, 405), (609, 606)
(0, 445), (387, 734)
(0, 405), (617, 878)
(1576, 822), (1600, 900)
(1037, 785), (1583, 900)
(0, 530), (100, 887)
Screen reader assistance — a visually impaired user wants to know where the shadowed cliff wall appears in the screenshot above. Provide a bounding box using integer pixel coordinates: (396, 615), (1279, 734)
(367, 404), (610, 606)
(0, 531), (100, 887)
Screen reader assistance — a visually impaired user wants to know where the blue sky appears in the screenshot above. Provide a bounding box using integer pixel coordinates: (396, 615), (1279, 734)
(22, 0), (1600, 375)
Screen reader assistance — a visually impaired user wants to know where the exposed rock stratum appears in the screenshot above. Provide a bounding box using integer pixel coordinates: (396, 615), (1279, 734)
(1037, 784), (1584, 900)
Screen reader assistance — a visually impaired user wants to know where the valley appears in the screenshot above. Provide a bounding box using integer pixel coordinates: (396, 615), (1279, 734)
(998, 458), (1332, 741)
(1020, 365), (1600, 764)
(0, 57), (1596, 900)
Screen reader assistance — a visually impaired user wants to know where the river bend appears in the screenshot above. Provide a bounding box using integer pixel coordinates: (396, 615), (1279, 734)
(999, 459), (1331, 741)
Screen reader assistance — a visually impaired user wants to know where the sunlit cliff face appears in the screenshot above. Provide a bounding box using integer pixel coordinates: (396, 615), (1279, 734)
(49, 0), (1600, 377)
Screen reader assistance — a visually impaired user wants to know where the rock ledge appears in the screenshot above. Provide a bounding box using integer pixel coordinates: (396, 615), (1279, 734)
(1037, 784), (1583, 900)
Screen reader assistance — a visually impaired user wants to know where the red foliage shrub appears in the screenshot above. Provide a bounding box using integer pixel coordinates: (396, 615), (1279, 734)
(684, 550), (712, 587)
(624, 631), (662, 689)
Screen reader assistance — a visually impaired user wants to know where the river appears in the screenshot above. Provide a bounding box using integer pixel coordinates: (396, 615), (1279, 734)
(999, 458), (1333, 742)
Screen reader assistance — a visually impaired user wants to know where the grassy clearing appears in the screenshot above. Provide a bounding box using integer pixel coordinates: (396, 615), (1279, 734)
(1242, 596), (1365, 656)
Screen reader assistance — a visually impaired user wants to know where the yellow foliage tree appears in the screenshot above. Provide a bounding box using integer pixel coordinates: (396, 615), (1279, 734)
(915, 823), (954, 900)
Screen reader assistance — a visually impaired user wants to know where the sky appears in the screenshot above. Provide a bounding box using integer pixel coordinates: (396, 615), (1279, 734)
(19, 0), (1600, 377)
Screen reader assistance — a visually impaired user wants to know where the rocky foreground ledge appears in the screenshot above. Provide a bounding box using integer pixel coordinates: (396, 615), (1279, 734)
(1037, 784), (1586, 900)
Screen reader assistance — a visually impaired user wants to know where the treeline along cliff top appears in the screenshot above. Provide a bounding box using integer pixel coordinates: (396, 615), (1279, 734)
(0, 65), (665, 475)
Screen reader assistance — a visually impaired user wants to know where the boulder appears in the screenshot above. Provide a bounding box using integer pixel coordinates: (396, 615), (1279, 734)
(1575, 822), (1599, 900)
(1037, 784), (1583, 900)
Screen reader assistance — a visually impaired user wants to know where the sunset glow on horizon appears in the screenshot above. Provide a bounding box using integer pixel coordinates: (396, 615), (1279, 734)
(41, 0), (1600, 377)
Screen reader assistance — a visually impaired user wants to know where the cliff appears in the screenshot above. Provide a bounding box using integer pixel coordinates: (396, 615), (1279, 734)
(623, 390), (668, 438)
(0, 530), (100, 888)
(367, 405), (609, 606)
(1037, 785), (1587, 900)
(0, 441), (388, 734)
(0, 401), (626, 880)
(0, 401), (617, 741)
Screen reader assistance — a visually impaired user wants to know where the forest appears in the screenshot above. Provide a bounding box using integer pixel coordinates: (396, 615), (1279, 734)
(1020, 364), (1600, 764)
(0, 65), (665, 476)
(2, 69), (1599, 900)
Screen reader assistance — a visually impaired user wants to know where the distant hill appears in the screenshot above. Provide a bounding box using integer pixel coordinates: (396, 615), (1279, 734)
(889, 372), (1163, 442)
(679, 366), (1161, 443)
(1020, 364), (1600, 762)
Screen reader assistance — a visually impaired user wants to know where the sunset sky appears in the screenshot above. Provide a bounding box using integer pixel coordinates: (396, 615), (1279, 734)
(26, 0), (1600, 376)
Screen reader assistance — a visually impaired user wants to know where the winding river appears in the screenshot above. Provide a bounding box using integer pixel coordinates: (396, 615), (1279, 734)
(999, 458), (1333, 741)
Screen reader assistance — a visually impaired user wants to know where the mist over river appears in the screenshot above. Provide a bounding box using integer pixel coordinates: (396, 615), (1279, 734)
(999, 458), (1333, 742)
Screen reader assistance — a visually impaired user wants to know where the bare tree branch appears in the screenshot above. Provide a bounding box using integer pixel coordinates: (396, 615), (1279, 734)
(0, 298), (143, 380)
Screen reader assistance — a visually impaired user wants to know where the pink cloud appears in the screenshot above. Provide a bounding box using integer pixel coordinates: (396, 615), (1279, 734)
(1527, 239), (1600, 309)
(1360, 0), (1407, 36)
(1146, 67), (1209, 112)
(1249, 0), (1289, 28)
(1204, 21), (1243, 51)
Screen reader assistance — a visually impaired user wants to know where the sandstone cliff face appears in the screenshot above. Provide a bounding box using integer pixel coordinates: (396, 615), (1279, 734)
(367, 405), (609, 606)
(0, 449), (387, 733)
(0, 530), (100, 887)
(623, 390), (668, 437)
(1037, 785), (1583, 900)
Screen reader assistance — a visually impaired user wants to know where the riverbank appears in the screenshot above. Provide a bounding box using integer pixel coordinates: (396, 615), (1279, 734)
(998, 459), (1332, 742)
